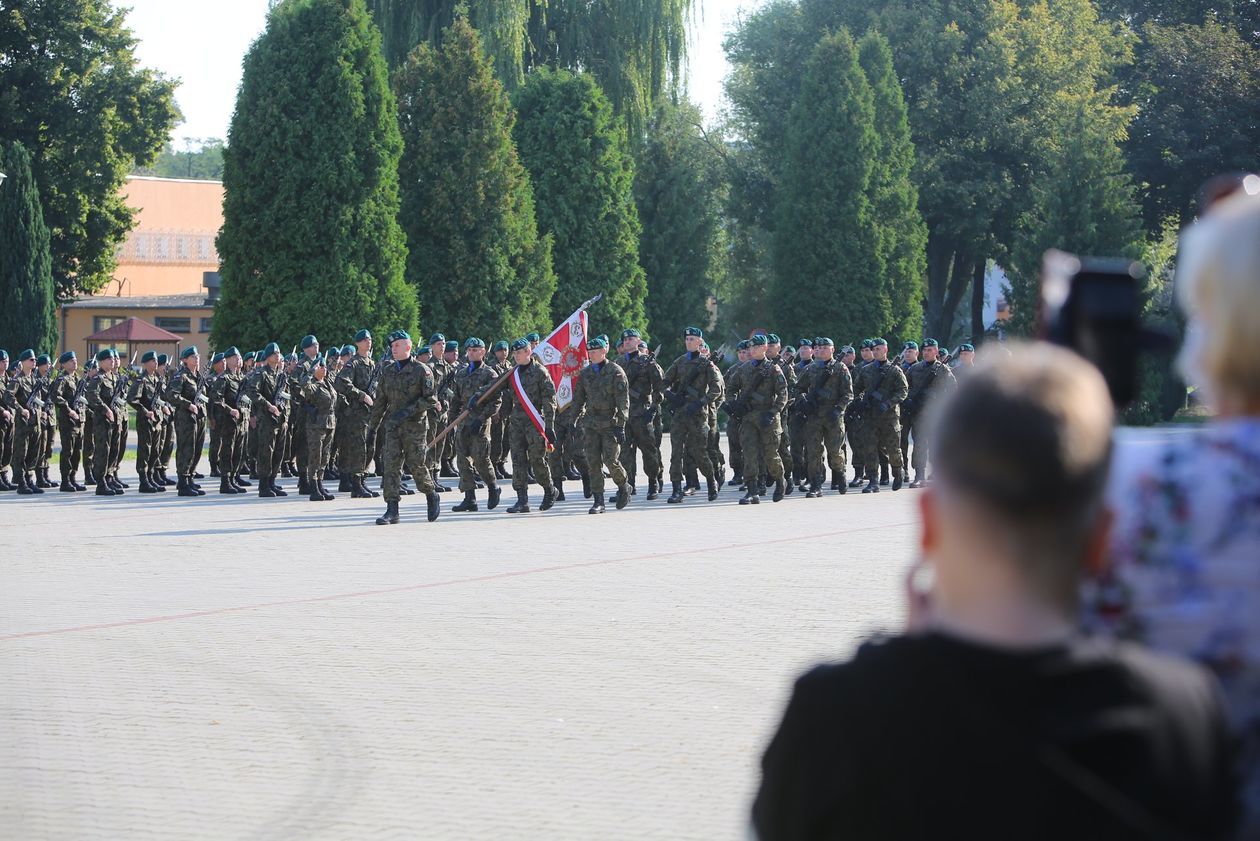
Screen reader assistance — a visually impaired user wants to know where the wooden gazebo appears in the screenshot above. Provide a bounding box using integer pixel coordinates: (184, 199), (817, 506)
(84, 317), (183, 365)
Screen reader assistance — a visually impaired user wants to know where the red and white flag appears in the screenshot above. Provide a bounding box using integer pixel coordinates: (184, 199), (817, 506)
(534, 298), (597, 409)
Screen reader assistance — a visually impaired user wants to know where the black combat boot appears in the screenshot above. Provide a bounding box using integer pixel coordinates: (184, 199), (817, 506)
(139, 473), (160, 493)
(614, 483), (630, 510)
(667, 482), (685, 504)
(93, 477), (115, 496)
(358, 474), (380, 498)
(848, 467), (865, 488)
(308, 478), (325, 502)
(36, 468), (54, 488)
(298, 475), (311, 495)
(452, 489), (478, 512)
(646, 478), (659, 501)
(177, 476), (198, 497)
(539, 486), (555, 511)
(879, 462), (890, 486)
(507, 490), (531, 514)
(565, 465), (581, 481)
(862, 473), (880, 494)
(220, 476), (242, 494)
(717, 467), (727, 489)
(772, 478), (786, 503)
(806, 475), (822, 499)
(588, 493), (606, 514)
(892, 470), (903, 492)
(707, 478), (719, 502)
(108, 475), (125, 493)
(836, 473), (847, 495)
(783, 475), (794, 496)
(739, 488), (759, 505)
(324, 466), (338, 482)
(487, 484), (501, 510)
(376, 499), (400, 525)
(210, 466), (221, 478)
(909, 470), (925, 489)
(440, 458), (457, 478)
(83, 467), (97, 486)
(160, 469), (176, 487)
(259, 478), (277, 498)
(426, 491), (440, 522)
(270, 476), (288, 496)
(581, 473), (592, 499)
(280, 462), (293, 478)
(338, 475), (352, 493)
(60, 471), (76, 492)
(554, 479), (566, 502)
(0, 469), (14, 491)
(234, 473), (251, 487)
(318, 478), (334, 500)
(147, 469), (165, 492)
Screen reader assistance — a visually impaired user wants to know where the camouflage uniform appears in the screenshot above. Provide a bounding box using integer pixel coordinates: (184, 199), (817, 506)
(769, 352), (796, 480)
(52, 369), (85, 488)
(615, 350), (664, 495)
(504, 358), (557, 498)
(299, 376), (338, 491)
(165, 366), (208, 488)
(248, 364), (292, 488)
(334, 352), (380, 486)
(212, 369), (250, 486)
(368, 357), (439, 502)
(571, 358), (630, 501)
(127, 370), (165, 489)
(902, 356), (957, 480)
(735, 359), (788, 494)
(663, 351), (723, 492)
(800, 356), (853, 492)
(85, 370), (127, 490)
(450, 359), (502, 494)
(724, 357), (749, 481)
(853, 357), (908, 488)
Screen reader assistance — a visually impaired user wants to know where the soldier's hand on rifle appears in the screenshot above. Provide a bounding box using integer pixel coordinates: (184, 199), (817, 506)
(104, 408), (114, 423)
(433, 400), (443, 414)
(146, 410), (156, 422)
(188, 403), (198, 415)
(20, 407), (30, 420)
(69, 409), (79, 422)
(229, 408), (240, 420)
(269, 404), (280, 418)
(362, 394), (373, 407)
(0, 408), (10, 421)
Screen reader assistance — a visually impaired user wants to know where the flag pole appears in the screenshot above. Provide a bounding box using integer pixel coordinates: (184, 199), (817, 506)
(425, 293), (603, 452)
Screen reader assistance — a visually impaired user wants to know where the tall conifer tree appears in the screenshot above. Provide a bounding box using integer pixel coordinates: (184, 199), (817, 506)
(0, 141), (57, 353)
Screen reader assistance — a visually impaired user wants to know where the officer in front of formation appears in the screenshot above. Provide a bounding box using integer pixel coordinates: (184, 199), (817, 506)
(368, 330), (440, 525)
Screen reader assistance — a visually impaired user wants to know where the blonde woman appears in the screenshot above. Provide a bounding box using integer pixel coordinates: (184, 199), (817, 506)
(1088, 185), (1260, 830)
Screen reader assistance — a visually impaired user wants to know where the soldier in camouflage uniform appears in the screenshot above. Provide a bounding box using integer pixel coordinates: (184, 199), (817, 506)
(210, 347), (250, 495)
(614, 329), (664, 500)
(846, 340), (875, 488)
(571, 336), (631, 514)
(85, 349), (127, 495)
(700, 342), (727, 488)
(422, 334), (452, 491)
(788, 339), (814, 491)
(902, 338), (957, 487)
(797, 338), (853, 497)
(248, 344), (292, 498)
(504, 338), (557, 514)
(0, 350), (15, 491)
(368, 331), (441, 525)
(165, 346), (208, 497)
(724, 341), (751, 485)
(329, 345), (353, 481)
(31, 354), (56, 488)
(289, 335), (321, 494)
(766, 335), (796, 490)
(727, 334), (788, 503)
(299, 357), (338, 502)
(7, 349), (44, 494)
(206, 352), (226, 477)
(663, 327), (723, 503)
(488, 340), (511, 479)
(52, 351), (86, 492)
(335, 330), (381, 499)
(449, 337), (503, 513)
(852, 337), (908, 493)
(127, 351), (168, 493)
(155, 354), (176, 487)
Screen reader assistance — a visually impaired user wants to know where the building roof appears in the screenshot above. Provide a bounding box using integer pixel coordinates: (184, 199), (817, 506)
(84, 317), (184, 344)
(63, 294), (212, 310)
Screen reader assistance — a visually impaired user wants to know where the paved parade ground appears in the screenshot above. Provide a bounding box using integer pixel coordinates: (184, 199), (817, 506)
(1, 446), (918, 840)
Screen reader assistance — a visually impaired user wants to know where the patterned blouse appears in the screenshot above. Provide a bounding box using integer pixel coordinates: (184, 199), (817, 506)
(1085, 419), (1260, 828)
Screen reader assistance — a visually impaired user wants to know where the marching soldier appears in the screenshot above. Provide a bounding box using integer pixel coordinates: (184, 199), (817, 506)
(798, 338), (853, 497)
(449, 337), (503, 513)
(8, 349), (44, 494)
(853, 338), (908, 493)
(165, 346), (208, 497)
(52, 351), (86, 492)
(423, 333), (452, 491)
(724, 341), (751, 487)
(488, 340), (511, 479)
(766, 335), (796, 488)
(504, 337), (557, 514)
(729, 334), (788, 504)
(663, 327), (723, 503)
(953, 342), (976, 378)
(615, 329), (664, 500)
(368, 331), (440, 525)
(571, 336), (631, 514)
(299, 357), (338, 502)
(788, 339), (815, 491)
(127, 351), (167, 493)
(85, 349), (126, 495)
(902, 338), (957, 487)
(847, 340), (875, 488)
(248, 343), (291, 498)
(334, 329), (381, 499)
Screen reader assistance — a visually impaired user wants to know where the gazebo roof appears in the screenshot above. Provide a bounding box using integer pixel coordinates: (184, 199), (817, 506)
(84, 317), (183, 344)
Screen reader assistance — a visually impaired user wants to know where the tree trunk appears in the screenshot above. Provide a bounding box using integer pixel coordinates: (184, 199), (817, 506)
(970, 258), (987, 344)
(938, 250), (971, 345)
(924, 232), (954, 340)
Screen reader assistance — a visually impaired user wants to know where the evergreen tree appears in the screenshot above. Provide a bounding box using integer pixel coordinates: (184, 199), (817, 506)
(0, 141), (57, 353)
(213, 0), (417, 350)
(858, 30), (927, 343)
(635, 100), (722, 346)
(773, 30), (886, 345)
(513, 68), (648, 333)
(394, 17), (555, 341)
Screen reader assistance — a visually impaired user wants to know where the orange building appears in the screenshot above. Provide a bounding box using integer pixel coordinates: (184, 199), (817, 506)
(58, 176), (224, 359)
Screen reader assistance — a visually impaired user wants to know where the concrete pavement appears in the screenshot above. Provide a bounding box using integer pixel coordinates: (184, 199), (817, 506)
(2, 440), (919, 840)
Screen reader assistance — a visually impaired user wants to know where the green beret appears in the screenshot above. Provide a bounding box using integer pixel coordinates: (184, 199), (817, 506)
(464, 337), (485, 349)
(586, 336), (608, 350)
(390, 330), (411, 344)
(525, 332), (542, 343)
(903, 341), (918, 351)
(324, 348), (338, 360)
(492, 340), (509, 352)
(737, 340), (751, 350)
(427, 333), (445, 346)
(959, 342), (976, 352)
(750, 334), (768, 346)
(798, 338), (814, 347)
(180, 346), (199, 359)
(262, 342), (281, 358)
(211, 352), (225, 364)
(0, 350), (7, 361)
(340, 345), (354, 356)
(841, 345), (855, 354)
(684, 326), (703, 338)
(816, 337), (834, 347)
(596, 334), (610, 345)
(240, 351), (254, 362)
(85, 359), (97, 370)
(510, 337), (530, 351)
(353, 329), (371, 343)
(18, 349), (37, 362)
(922, 338), (939, 348)
(860, 339), (875, 350)
(444, 340), (458, 353)
(140, 351), (157, 364)
(766, 333), (780, 345)
(873, 338), (888, 347)
(223, 346), (240, 359)
(300, 335), (318, 349)
(157, 353), (170, 365)
(94, 349), (112, 362)
(35, 353), (50, 366)
(58, 351), (76, 365)
(621, 328), (641, 340)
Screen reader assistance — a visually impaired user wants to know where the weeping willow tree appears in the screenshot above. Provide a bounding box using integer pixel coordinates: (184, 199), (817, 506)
(368, 0), (690, 128)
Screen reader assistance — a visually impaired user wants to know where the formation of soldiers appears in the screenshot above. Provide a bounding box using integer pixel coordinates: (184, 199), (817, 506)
(0, 327), (975, 524)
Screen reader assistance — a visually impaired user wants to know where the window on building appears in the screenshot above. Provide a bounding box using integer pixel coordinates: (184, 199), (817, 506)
(200, 318), (213, 333)
(88, 342), (123, 358)
(93, 316), (125, 333)
(154, 317), (191, 333)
